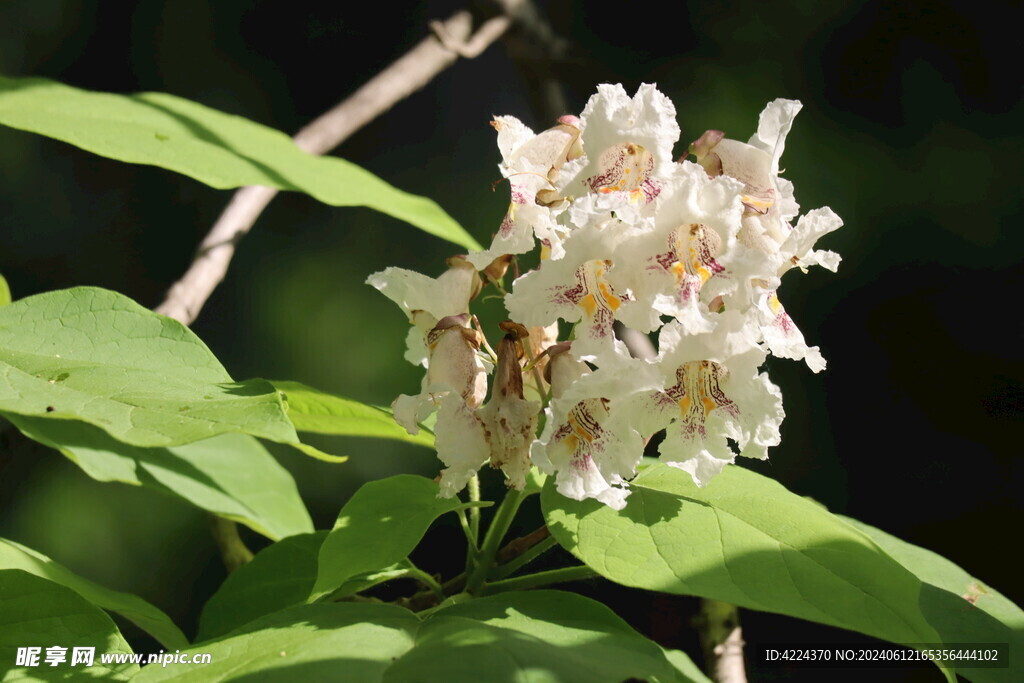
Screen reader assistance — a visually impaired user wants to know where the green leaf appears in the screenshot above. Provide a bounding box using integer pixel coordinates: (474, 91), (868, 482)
(0, 569), (138, 680)
(0, 273), (10, 307)
(198, 532), (416, 642)
(271, 380), (434, 448)
(659, 648), (713, 683)
(136, 603), (419, 681)
(311, 475), (484, 600)
(404, 591), (683, 683)
(142, 592), (688, 682)
(6, 417), (313, 541)
(542, 464), (945, 649)
(0, 539), (187, 651)
(0, 286), (342, 462)
(198, 532), (327, 642)
(0, 75), (480, 250)
(840, 516), (1023, 683)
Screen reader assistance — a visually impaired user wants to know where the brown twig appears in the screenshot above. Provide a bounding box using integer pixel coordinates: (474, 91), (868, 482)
(156, 8), (516, 325)
(696, 598), (747, 683)
(496, 524), (550, 564)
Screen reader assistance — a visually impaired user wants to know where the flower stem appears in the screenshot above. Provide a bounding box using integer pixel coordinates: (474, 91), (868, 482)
(456, 507), (478, 553)
(209, 515), (253, 572)
(465, 487), (527, 594)
(483, 565), (598, 594)
(491, 535), (558, 580)
(468, 474), (481, 543)
(520, 335), (550, 410)
(403, 563), (445, 602)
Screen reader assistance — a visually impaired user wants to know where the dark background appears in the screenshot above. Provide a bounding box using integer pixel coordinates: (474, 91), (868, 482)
(0, 1), (1019, 680)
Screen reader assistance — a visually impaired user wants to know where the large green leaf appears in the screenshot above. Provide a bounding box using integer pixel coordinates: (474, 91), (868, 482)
(0, 569), (138, 680)
(198, 532), (414, 641)
(311, 475), (484, 600)
(0, 287), (341, 462)
(198, 532), (327, 642)
(401, 591), (686, 682)
(271, 380), (434, 448)
(542, 465), (947, 655)
(0, 539), (187, 651)
(0, 274), (10, 307)
(840, 516), (1022, 683)
(6, 417), (313, 541)
(140, 592), (693, 682)
(661, 648), (713, 683)
(136, 602), (418, 681)
(0, 75), (480, 250)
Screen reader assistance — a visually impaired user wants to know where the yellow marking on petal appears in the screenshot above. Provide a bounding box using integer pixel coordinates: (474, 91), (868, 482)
(670, 262), (686, 281)
(742, 194), (774, 212)
(678, 395), (691, 417)
(567, 412), (595, 444)
(598, 281), (621, 311)
(768, 292), (783, 315)
(578, 293), (598, 316)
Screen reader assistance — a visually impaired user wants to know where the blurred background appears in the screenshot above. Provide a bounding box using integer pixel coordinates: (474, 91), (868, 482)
(0, 0), (1019, 680)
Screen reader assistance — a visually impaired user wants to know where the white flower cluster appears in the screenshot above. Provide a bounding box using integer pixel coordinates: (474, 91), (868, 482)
(369, 84), (843, 509)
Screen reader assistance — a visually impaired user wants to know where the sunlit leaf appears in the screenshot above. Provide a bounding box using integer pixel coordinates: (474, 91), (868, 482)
(0, 539), (187, 650)
(840, 516), (1023, 683)
(0, 75), (480, 250)
(6, 418), (313, 541)
(0, 287), (342, 462)
(272, 380), (434, 449)
(543, 464), (955, 680)
(311, 475), (484, 600)
(0, 569), (137, 680)
(142, 592), (692, 682)
(198, 532), (326, 642)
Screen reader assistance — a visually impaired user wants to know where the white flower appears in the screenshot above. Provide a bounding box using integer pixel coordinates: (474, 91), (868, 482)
(468, 116), (582, 269)
(566, 83), (681, 203)
(504, 217), (639, 362)
(477, 323), (539, 490)
(367, 256), (481, 366)
(691, 100), (843, 371)
(610, 312), (785, 486)
(749, 284), (827, 373)
(531, 344), (655, 510)
(391, 315), (490, 497)
(691, 99), (802, 252)
(608, 161), (746, 335)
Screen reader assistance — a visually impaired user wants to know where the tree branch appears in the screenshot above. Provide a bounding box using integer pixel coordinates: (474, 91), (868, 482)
(156, 8), (514, 325)
(697, 598), (747, 683)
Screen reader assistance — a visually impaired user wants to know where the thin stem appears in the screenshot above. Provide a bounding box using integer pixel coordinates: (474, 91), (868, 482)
(519, 331), (549, 409)
(467, 474), (481, 546)
(403, 564), (445, 602)
(455, 507), (478, 553)
(464, 487), (526, 594)
(485, 273), (508, 295)
(483, 565), (597, 594)
(209, 515), (253, 572)
(472, 315), (500, 363)
(491, 535), (558, 580)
